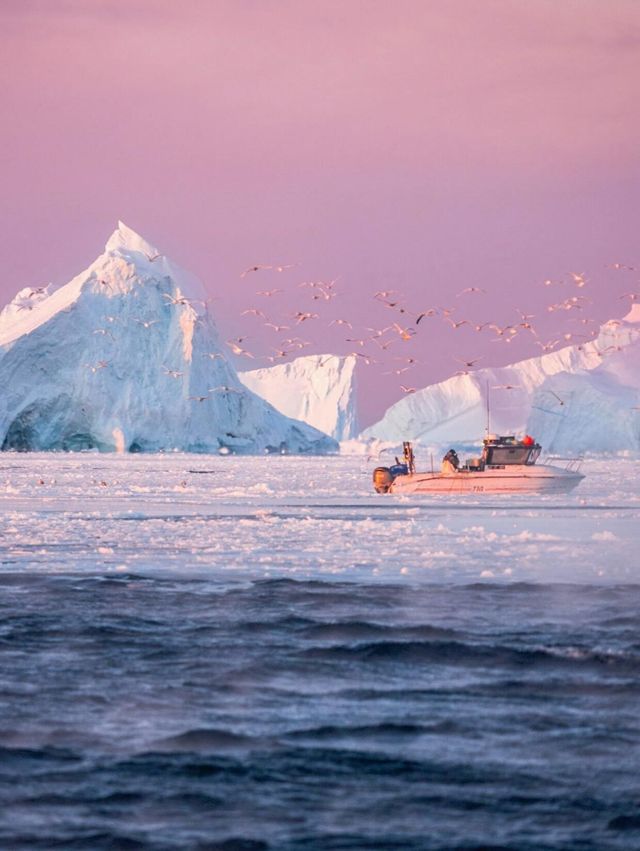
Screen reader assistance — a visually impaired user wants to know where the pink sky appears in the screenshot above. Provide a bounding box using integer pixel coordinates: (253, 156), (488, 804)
(1, 0), (639, 425)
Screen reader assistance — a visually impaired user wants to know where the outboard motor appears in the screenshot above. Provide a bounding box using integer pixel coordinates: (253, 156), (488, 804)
(373, 467), (394, 493)
(373, 442), (416, 493)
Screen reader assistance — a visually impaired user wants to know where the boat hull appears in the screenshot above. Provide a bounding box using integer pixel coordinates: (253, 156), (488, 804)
(389, 464), (584, 495)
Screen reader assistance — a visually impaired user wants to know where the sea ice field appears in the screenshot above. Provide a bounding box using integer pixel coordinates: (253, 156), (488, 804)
(1, 454), (639, 850)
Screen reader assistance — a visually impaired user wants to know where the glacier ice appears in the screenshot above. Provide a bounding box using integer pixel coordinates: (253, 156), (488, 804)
(0, 222), (337, 454)
(240, 354), (358, 441)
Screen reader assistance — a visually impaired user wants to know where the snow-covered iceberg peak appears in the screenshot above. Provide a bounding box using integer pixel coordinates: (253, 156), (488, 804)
(240, 354), (358, 441)
(0, 224), (337, 454)
(105, 220), (160, 258)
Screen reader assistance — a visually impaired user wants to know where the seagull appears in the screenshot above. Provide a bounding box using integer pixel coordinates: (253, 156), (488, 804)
(85, 360), (110, 373)
(227, 341), (255, 357)
(399, 384), (417, 394)
(384, 366), (411, 375)
(265, 349), (291, 361)
(492, 384), (521, 391)
(209, 385), (244, 394)
(345, 338), (366, 347)
(444, 317), (470, 329)
(570, 272), (587, 287)
(366, 325), (393, 338)
(189, 394), (211, 402)
(609, 263), (636, 271)
(391, 322), (415, 341)
(534, 339), (560, 352)
(241, 263), (298, 278)
(619, 292), (639, 301)
(281, 337), (310, 349)
(144, 252), (163, 263)
(97, 279), (112, 290)
(489, 323), (517, 337)
(350, 352), (378, 365)
(92, 328), (115, 339)
(457, 287), (486, 297)
(241, 308), (266, 318)
(329, 318), (353, 329)
(256, 289), (283, 297)
(416, 309), (438, 324)
(241, 264), (273, 277)
(454, 356), (484, 368)
(201, 352), (225, 360)
(162, 366), (184, 378)
(394, 356), (420, 365)
(27, 285), (49, 298)
(264, 321), (290, 332)
(292, 311), (318, 324)
(134, 318), (160, 329)
(163, 293), (193, 307)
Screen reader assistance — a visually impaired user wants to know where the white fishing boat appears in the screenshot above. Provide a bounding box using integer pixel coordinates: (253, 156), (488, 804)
(373, 435), (585, 495)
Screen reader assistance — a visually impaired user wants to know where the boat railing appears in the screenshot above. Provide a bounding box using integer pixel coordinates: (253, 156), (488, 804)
(544, 456), (584, 473)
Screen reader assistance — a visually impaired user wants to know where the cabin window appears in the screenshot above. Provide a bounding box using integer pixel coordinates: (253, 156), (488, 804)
(486, 446), (534, 465)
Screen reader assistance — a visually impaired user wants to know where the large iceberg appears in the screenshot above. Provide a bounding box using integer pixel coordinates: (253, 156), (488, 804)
(361, 307), (640, 453)
(0, 222), (337, 454)
(239, 354), (358, 441)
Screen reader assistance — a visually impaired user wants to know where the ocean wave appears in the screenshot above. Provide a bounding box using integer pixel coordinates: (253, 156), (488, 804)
(302, 639), (640, 673)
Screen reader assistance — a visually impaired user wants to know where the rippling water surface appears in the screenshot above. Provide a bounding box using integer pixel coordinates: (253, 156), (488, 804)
(1, 455), (639, 849)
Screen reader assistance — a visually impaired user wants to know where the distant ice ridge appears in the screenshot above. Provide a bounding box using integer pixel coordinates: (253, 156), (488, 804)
(240, 354), (358, 441)
(0, 222), (337, 454)
(361, 307), (640, 454)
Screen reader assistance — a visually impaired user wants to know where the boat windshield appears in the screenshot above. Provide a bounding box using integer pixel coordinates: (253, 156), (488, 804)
(486, 445), (540, 466)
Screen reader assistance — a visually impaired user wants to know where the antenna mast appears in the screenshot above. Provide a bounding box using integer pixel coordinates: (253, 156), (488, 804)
(485, 381), (490, 436)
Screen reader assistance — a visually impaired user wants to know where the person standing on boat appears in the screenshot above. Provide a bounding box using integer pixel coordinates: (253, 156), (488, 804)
(441, 449), (459, 475)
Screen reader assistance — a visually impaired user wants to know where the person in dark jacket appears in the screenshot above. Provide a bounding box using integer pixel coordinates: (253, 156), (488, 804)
(441, 448), (459, 475)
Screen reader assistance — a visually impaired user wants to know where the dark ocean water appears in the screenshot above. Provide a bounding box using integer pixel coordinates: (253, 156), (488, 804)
(1, 575), (639, 850)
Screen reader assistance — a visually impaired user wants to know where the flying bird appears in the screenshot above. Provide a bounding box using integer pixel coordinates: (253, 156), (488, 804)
(134, 318), (160, 329)
(226, 341), (255, 357)
(444, 317), (470, 329)
(264, 321), (290, 332)
(292, 311), (318, 324)
(85, 360), (110, 374)
(209, 385), (244, 394)
(457, 287), (486, 297)
(162, 366), (184, 378)
(454, 356), (484, 368)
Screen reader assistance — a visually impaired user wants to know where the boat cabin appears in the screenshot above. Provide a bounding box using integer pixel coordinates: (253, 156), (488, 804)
(481, 434), (541, 468)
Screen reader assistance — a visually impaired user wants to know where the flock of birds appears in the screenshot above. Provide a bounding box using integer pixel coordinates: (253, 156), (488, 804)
(215, 260), (639, 398)
(12, 252), (639, 406)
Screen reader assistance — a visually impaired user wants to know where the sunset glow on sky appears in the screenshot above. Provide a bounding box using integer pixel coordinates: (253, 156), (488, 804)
(1, 0), (639, 424)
